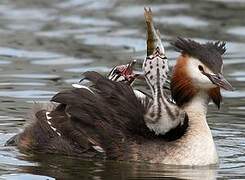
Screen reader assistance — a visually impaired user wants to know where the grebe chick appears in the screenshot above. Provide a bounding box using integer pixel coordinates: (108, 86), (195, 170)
(107, 60), (138, 85)
(143, 8), (186, 135)
(72, 59), (138, 90)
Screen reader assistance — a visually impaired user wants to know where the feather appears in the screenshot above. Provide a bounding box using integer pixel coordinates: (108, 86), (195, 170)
(7, 71), (188, 159)
(172, 38), (225, 74)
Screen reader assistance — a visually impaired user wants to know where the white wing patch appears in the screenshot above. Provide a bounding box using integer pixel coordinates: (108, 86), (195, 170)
(46, 112), (52, 120)
(72, 84), (94, 94)
(92, 145), (105, 153)
(45, 111), (61, 137)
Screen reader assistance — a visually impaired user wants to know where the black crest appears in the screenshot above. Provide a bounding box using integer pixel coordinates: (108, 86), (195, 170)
(172, 38), (226, 73)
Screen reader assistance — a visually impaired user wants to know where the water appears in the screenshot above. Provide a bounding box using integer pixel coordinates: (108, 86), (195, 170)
(0, 0), (244, 179)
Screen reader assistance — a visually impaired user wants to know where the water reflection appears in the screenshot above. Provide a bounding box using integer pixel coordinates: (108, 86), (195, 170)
(7, 154), (218, 180)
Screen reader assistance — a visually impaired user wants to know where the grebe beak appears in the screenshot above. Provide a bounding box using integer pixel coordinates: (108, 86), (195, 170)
(203, 72), (234, 91)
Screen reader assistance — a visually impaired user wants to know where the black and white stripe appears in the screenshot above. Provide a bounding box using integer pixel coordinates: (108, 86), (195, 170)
(45, 111), (61, 137)
(143, 47), (186, 135)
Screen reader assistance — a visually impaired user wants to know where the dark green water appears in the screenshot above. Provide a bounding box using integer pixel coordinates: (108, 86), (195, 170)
(0, 0), (245, 179)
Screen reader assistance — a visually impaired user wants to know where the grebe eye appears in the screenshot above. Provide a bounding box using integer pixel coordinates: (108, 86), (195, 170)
(198, 65), (204, 72)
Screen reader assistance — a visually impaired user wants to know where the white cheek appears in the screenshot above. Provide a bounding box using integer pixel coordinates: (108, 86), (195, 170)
(186, 58), (216, 89)
(194, 75), (216, 89)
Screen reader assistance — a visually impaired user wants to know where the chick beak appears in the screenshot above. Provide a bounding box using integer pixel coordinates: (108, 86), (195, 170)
(203, 72), (234, 91)
(122, 60), (140, 85)
(123, 60), (136, 76)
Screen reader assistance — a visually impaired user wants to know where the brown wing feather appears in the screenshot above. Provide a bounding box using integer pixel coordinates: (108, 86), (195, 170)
(8, 71), (188, 160)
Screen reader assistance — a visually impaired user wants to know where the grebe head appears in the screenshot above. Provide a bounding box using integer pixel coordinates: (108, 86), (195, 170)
(171, 38), (233, 108)
(107, 60), (137, 85)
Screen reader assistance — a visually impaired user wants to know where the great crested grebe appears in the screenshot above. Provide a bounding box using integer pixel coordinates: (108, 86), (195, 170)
(6, 37), (233, 166)
(6, 8), (233, 165)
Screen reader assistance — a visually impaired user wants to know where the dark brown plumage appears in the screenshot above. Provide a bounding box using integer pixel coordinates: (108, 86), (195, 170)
(6, 71), (188, 160)
(172, 38), (226, 74)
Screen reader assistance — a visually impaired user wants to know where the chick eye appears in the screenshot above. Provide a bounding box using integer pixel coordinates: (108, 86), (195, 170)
(114, 69), (121, 74)
(198, 65), (204, 72)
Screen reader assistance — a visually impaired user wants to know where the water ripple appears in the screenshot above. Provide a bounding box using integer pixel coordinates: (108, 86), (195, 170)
(114, 4), (190, 18)
(0, 174), (55, 180)
(156, 16), (209, 28)
(0, 90), (56, 99)
(0, 74), (60, 80)
(0, 47), (62, 59)
(65, 66), (110, 73)
(61, 16), (120, 26)
(76, 34), (145, 51)
(0, 0), (244, 179)
(31, 57), (93, 66)
(227, 26), (245, 37)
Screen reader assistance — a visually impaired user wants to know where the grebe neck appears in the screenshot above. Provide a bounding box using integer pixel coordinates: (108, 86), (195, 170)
(183, 91), (208, 118)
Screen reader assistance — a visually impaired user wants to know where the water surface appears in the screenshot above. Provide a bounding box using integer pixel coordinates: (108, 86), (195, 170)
(0, 0), (245, 179)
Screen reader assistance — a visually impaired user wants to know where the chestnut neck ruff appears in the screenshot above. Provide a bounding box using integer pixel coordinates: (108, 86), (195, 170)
(171, 54), (221, 108)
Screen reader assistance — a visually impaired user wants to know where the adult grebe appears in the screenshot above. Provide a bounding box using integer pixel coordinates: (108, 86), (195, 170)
(6, 7), (233, 165)
(6, 38), (233, 166)
(138, 38), (233, 165)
